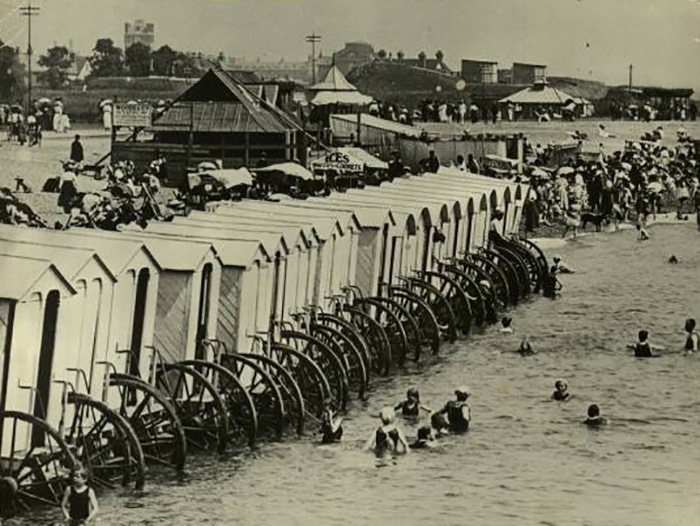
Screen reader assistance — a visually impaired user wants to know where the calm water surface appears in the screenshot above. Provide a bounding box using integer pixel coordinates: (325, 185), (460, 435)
(23, 223), (700, 526)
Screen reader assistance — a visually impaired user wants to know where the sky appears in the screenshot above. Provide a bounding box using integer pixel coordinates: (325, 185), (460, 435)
(1, 0), (699, 91)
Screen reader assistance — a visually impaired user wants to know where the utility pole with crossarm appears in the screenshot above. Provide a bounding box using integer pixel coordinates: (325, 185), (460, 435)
(305, 33), (321, 85)
(20, 0), (40, 112)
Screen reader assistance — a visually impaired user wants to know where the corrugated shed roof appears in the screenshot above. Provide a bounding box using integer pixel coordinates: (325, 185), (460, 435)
(153, 68), (293, 133)
(153, 101), (289, 133)
(0, 253), (75, 301)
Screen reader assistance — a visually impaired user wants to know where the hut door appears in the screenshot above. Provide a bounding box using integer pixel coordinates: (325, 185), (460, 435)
(195, 264), (213, 359)
(377, 224), (389, 295)
(452, 216), (461, 257)
(0, 301), (16, 414)
(421, 228), (431, 273)
(32, 290), (60, 445)
(388, 237), (398, 285)
(129, 269), (150, 376)
(465, 212), (474, 254)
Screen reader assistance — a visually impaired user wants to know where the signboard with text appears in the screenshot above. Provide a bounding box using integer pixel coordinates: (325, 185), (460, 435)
(310, 150), (364, 173)
(113, 103), (153, 128)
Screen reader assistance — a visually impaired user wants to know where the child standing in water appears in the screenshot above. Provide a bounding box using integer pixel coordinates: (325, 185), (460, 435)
(636, 222), (650, 241)
(434, 387), (472, 434)
(552, 379), (569, 401)
(394, 388), (431, 417)
(543, 266), (563, 299)
(365, 407), (410, 455)
(320, 398), (343, 444)
(627, 330), (665, 358)
(61, 467), (98, 525)
(684, 318), (698, 353)
(409, 426), (437, 449)
(499, 316), (514, 334)
(583, 404), (609, 427)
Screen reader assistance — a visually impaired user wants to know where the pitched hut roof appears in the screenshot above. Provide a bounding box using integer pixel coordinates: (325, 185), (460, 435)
(0, 253), (75, 301)
(152, 68), (294, 133)
(500, 82), (581, 105)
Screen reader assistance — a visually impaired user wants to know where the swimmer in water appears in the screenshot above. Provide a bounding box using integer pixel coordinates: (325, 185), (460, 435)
(365, 407), (410, 454)
(517, 336), (536, 356)
(668, 255), (679, 264)
(552, 255), (575, 274)
(409, 426), (437, 449)
(684, 318), (698, 354)
(543, 266), (563, 299)
(394, 387), (431, 417)
(627, 330), (664, 358)
(62, 466), (99, 526)
(583, 404), (609, 427)
(320, 398), (344, 444)
(552, 379), (569, 401)
(500, 316), (514, 334)
(431, 411), (450, 437)
(434, 387), (472, 434)
(636, 223), (650, 241)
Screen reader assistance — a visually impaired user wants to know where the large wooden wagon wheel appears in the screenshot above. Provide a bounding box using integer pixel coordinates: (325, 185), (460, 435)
(463, 255), (510, 310)
(269, 343), (333, 415)
(420, 270), (472, 336)
(487, 245), (530, 300)
(280, 330), (349, 411)
(347, 307), (392, 376)
(219, 353), (286, 439)
(66, 393), (146, 490)
(480, 250), (521, 305)
(450, 259), (501, 323)
(154, 363), (229, 454)
(180, 360), (258, 449)
(440, 265), (487, 327)
(309, 324), (368, 400)
(0, 410), (77, 511)
(401, 277), (458, 343)
(238, 353), (306, 435)
(107, 373), (187, 471)
(316, 313), (373, 379)
(357, 297), (419, 364)
(497, 236), (541, 294)
(515, 236), (549, 292)
(389, 287), (441, 354)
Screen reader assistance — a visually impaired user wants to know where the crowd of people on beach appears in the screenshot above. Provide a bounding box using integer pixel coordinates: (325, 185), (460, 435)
(520, 131), (700, 238)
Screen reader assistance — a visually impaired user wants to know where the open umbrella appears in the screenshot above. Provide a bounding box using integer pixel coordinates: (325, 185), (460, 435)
(557, 167), (575, 175)
(531, 167), (549, 178)
(257, 162), (313, 181)
(99, 99), (113, 108)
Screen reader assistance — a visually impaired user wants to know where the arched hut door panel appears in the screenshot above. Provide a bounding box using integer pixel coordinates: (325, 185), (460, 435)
(216, 266), (244, 354)
(153, 271), (191, 366)
(355, 230), (378, 298)
(0, 299), (16, 413)
(33, 290), (60, 446)
(129, 269), (150, 376)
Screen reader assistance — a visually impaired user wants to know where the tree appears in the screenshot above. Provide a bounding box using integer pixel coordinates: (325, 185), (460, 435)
(418, 51), (427, 67)
(377, 49), (387, 60)
(397, 50), (405, 61)
(0, 41), (26, 101)
(152, 45), (178, 76)
(435, 50), (444, 64)
(38, 46), (74, 88)
(125, 42), (151, 77)
(89, 38), (125, 77)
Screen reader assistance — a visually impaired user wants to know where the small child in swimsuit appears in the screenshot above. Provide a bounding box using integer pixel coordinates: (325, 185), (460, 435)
(583, 404), (609, 427)
(500, 316), (514, 334)
(668, 255), (679, 264)
(636, 223), (650, 241)
(552, 379), (569, 401)
(517, 336), (536, 356)
(365, 407), (410, 454)
(320, 398), (343, 444)
(434, 387), (472, 434)
(61, 467), (98, 526)
(543, 266), (563, 299)
(394, 387), (431, 417)
(684, 318), (698, 353)
(409, 426), (436, 449)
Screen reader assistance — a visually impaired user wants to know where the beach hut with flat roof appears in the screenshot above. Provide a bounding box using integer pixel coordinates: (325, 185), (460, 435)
(0, 225), (162, 388)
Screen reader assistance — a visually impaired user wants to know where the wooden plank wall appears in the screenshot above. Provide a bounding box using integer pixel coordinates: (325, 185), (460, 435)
(216, 267), (242, 352)
(153, 271), (191, 364)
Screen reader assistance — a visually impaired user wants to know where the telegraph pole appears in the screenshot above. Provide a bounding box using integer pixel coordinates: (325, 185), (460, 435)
(628, 64), (633, 92)
(20, 0), (40, 112)
(305, 33), (321, 84)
